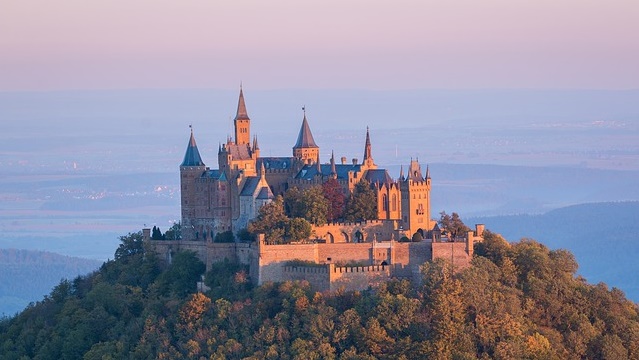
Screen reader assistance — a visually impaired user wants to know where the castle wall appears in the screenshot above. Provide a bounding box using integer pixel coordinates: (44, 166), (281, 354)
(329, 264), (391, 292)
(312, 220), (399, 244)
(148, 239), (255, 270)
(391, 241), (432, 282)
(431, 241), (473, 270)
(282, 265), (331, 291)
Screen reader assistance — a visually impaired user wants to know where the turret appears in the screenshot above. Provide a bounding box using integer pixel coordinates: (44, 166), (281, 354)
(234, 86), (251, 146)
(180, 127), (206, 240)
(292, 108), (319, 164)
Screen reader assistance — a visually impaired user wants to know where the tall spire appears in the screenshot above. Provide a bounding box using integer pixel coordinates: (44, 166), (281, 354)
(426, 165), (431, 179)
(316, 153), (322, 174)
(362, 127), (374, 167)
(253, 135), (260, 150)
(260, 160), (266, 179)
(235, 86), (249, 121)
(181, 126), (205, 167)
(399, 165), (404, 180)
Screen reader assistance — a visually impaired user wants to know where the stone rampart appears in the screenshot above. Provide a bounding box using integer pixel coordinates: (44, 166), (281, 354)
(329, 264), (391, 292)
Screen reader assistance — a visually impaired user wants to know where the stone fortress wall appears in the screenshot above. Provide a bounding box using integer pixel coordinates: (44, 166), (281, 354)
(146, 223), (484, 292)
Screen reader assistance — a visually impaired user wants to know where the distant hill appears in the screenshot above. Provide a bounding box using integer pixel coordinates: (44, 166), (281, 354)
(0, 249), (102, 316)
(467, 201), (639, 302)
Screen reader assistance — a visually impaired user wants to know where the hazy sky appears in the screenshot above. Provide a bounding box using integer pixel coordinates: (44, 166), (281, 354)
(2, 0), (638, 91)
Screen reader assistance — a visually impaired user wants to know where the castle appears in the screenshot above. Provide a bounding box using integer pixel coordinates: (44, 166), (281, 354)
(147, 88), (484, 291)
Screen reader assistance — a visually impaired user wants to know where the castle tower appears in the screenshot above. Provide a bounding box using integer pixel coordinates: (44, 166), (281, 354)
(180, 128), (206, 240)
(362, 127), (376, 169)
(234, 87), (251, 146)
(400, 158), (432, 236)
(293, 109), (319, 165)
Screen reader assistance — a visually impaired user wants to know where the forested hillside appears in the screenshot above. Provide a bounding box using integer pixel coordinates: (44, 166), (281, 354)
(1, 231), (638, 359)
(467, 201), (639, 301)
(0, 249), (102, 316)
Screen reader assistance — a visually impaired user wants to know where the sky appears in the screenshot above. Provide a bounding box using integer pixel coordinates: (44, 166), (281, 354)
(1, 0), (638, 91)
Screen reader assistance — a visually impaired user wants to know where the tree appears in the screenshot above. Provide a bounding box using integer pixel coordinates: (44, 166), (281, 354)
(438, 211), (470, 241)
(236, 228), (256, 242)
(164, 222), (182, 240)
(158, 250), (206, 297)
(322, 178), (345, 222)
(151, 226), (164, 240)
(285, 218), (312, 242)
(344, 179), (377, 222)
(284, 186), (329, 226)
(248, 196), (288, 243)
(214, 230), (235, 243)
(114, 231), (144, 261)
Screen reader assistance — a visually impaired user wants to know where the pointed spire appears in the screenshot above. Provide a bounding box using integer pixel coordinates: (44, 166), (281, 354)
(316, 153), (322, 174)
(293, 110), (319, 148)
(330, 150), (337, 175)
(181, 126), (205, 167)
(235, 85), (250, 121)
(260, 160), (266, 179)
(426, 165), (431, 179)
(399, 165), (404, 180)
(253, 135), (260, 150)
(362, 126), (374, 166)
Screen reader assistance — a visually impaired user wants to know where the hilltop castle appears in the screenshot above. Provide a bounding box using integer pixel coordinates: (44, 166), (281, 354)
(147, 88), (483, 291)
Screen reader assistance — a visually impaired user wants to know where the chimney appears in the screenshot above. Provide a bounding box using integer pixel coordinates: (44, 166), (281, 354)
(341, 156), (347, 165)
(352, 158), (358, 165)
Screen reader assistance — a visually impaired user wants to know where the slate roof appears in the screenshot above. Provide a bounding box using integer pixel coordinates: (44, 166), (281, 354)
(365, 169), (394, 185)
(257, 186), (274, 200)
(293, 115), (319, 148)
(257, 157), (293, 170)
(235, 88), (250, 121)
(294, 163), (362, 180)
(240, 177), (261, 196)
(226, 143), (252, 161)
(181, 131), (205, 167)
(202, 169), (227, 181)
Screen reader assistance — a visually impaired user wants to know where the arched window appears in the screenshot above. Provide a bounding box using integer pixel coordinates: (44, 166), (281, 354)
(392, 194), (397, 211)
(382, 194), (388, 211)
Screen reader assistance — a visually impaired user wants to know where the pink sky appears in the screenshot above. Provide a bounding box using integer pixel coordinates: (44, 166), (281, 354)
(1, 0), (638, 91)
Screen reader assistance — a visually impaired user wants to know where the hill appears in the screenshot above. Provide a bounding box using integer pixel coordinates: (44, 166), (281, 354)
(1, 232), (638, 359)
(466, 201), (639, 301)
(0, 249), (102, 316)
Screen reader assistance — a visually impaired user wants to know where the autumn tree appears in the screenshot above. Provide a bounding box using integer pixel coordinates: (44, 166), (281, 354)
(439, 211), (470, 241)
(322, 178), (345, 222)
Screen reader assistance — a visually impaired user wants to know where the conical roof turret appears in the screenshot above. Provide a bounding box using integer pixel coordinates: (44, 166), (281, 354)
(235, 87), (250, 121)
(181, 127), (205, 167)
(294, 111), (319, 149)
(330, 150), (337, 176)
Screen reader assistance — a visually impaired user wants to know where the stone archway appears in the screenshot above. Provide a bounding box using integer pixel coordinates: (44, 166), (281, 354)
(355, 230), (364, 243)
(326, 232), (335, 244)
(341, 231), (350, 243)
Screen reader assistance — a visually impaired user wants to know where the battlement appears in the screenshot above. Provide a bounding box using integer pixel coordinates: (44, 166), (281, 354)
(333, 264), (388, 273)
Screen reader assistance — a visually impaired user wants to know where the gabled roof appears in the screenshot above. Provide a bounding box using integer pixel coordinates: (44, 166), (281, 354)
(181, 130), (205, 167)
(240, 177), (261, 196)
(256, 186), (274, 200)
(364, 169), (393, 185)
(293, 114), (318, 149)
(226, 143), (252, 160)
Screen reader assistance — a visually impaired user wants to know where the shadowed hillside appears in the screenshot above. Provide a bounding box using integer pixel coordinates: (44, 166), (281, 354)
(0, 249), (102, 316)
(467, 201), (639, 301)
